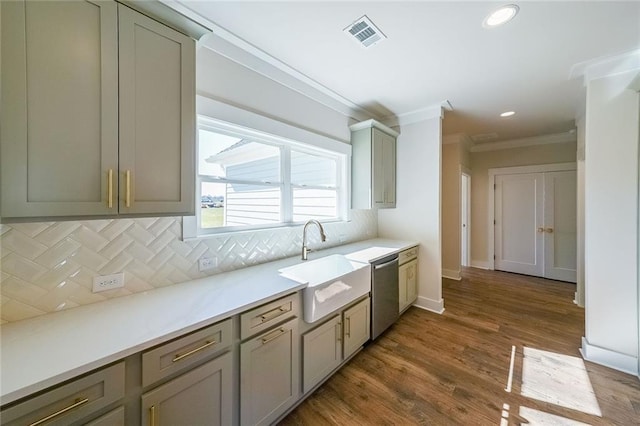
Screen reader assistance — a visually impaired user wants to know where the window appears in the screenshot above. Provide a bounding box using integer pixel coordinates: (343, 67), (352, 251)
(197, 117), (348, 235)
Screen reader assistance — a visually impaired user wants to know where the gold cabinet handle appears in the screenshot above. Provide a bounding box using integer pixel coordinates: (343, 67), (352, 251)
(545, 228), (554, 233)
(261, 328), (286, 345)
(260, 306), (287, 323)
(336, 322), (342, 342)
(537, 227), (545, 233)
(107, 169), (114, 208)
(172, 340), (216, 363)
(125, 170), (131, 207)
(149, 405), (156, 426)
(29, 398), (89, 426)
(345, 317), (351, 338)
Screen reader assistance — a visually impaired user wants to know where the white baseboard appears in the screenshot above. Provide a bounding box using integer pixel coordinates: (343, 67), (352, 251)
(470, 259), (490, 270)
(442, 269), (461, 281)
(414, 296), (445, 314)
(580, 337), (638, 376)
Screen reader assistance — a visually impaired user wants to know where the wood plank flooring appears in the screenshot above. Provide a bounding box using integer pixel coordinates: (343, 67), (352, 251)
(279, 268), (640, 425)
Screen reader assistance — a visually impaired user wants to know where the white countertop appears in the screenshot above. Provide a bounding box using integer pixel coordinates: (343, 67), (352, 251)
(0, 238), (417, 405)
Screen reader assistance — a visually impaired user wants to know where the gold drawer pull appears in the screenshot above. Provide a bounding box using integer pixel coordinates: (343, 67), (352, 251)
(172, 340), (216, 362)
(125, 170), (131, 208)
(107, 169), (114, 209)
(261, 328), (286, 345)
(29, 397), (89, 426)
(260, 306), (288, 323)
(149, 405), (156, 426)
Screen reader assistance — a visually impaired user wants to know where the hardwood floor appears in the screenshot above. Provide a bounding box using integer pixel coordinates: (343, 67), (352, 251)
(279, 268), (640, 425)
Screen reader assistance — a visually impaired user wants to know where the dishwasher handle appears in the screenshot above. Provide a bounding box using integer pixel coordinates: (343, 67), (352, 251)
(374, 257), (399, 270)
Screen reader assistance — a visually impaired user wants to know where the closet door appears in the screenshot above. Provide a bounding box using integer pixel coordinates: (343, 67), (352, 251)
(543, 171), (577, 282)
(494, 173), (545, 277)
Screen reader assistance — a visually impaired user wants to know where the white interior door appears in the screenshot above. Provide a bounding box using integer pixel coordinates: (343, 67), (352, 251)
(495, 173), (544, 276)
(544, 171), (577, 282)
(461, 173), (470, 267)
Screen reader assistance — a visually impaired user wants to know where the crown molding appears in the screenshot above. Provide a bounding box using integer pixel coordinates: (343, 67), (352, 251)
(470, 131), (576, 152)
(349, 119), (400, 137)
(570, 49), (640, 86)
(161, 0), (378, 122)
(382, 102), (447, 128)
(442, 133), (473, 151)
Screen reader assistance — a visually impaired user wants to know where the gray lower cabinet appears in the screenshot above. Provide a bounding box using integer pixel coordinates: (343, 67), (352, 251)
(0, 362), (125, 426)
(302, 297), (371, 395)
(85, 406), (125, 426)
(343, 298), (371, 359)
(240, 317), (300, 426)
(0, 0), (195, 220)
(302, 315), (342, 394)
(141, 352), (232, 426)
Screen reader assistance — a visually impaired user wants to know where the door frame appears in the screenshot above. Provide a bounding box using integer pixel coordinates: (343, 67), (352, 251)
(488, 162), (576, 270)
(461, 167), (471, 267)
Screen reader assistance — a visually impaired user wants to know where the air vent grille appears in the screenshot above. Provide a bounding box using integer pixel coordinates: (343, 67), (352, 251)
(344, 15), (386, 48)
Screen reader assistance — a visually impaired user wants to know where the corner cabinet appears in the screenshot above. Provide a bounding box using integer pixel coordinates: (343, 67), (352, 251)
(351, 120), (399, 209)
(0, 0), (195, 220)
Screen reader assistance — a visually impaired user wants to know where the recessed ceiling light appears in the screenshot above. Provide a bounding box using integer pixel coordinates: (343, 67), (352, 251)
(484, 5), (519, 28)
(500, 111), (515, 117)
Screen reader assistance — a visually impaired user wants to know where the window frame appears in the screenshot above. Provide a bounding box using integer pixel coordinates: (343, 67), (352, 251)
(194, 115), (350, 237)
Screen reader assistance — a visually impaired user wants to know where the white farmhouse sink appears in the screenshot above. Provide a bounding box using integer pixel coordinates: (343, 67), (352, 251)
(279, 254), (371, 323)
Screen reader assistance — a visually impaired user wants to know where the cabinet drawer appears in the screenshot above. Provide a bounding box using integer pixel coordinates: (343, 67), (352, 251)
(85, 406), (125, 426)
(240, 293), (298, 340)
(399, 246), (418, 265)
(1, 362), (124, 426)
(142, 319), (232, 387)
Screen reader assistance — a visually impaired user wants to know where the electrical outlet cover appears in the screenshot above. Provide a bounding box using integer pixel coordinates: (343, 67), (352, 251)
(199, 257), (217, 272)
(93, 273), (124, 293)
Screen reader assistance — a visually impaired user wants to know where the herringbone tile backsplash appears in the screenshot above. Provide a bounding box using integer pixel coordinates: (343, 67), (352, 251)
(0, 211), (377, 323)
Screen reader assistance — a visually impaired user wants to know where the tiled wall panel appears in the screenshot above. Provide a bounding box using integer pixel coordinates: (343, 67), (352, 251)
(0, 211), (377, 323)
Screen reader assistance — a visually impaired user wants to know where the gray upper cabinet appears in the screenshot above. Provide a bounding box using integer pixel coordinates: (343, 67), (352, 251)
(1, 0), (119, 218)
(351, 120), (398, 209)
(0, 0), (195, 220)
(118, 5), (195, 215)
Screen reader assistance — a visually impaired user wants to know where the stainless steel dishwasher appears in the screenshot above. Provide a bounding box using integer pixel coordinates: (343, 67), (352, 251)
(371, 253), (399, 340)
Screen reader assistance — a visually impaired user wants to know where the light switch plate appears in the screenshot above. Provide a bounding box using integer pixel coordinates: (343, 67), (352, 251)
(93, 273), (124, 293)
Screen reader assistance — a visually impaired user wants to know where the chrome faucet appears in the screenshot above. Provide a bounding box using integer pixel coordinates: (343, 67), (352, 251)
(301, 219), (327, 260)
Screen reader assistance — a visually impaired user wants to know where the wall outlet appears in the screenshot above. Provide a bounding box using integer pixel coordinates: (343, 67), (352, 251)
(93, 273), (124, 293)
(199, 256), (217, 272)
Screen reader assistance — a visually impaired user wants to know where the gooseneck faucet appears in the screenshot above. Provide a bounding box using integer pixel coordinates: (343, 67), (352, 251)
(301, 219), (327, 260)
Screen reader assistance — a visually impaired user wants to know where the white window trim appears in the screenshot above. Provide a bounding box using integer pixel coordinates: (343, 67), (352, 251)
(184, 98), (352, 240)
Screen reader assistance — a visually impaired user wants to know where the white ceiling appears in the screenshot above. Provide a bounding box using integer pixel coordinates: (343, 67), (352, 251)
(181, 1), (640, 142)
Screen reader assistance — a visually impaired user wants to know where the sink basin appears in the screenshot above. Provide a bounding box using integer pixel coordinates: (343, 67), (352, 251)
(279, 254), (371, 323)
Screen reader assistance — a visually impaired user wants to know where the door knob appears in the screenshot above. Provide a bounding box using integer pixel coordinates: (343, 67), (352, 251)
(537, 227), (544, 233)
(545, 228), (554, 233)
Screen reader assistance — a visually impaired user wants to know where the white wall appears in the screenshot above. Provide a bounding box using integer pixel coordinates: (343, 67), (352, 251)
(378, 116), (444, 313)
(576, 116), (586, 307)
(582, 69), (640, 374)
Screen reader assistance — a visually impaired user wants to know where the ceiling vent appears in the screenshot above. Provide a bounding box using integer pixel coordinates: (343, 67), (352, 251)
(471, 133), (499, 142)
(344, 15), (386, 48)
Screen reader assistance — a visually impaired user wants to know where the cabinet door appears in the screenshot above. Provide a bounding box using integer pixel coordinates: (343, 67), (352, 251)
(302, 315), (342, 394)
(118, 5), (195, 216)
(372, 129), (386, 206)
(141, 353), (232, 426)
(0, 0), (118, 218)
(382, 132), (397, 206)
(399, 259), (418, 313)
(85, 406), (125, 426)
(240, 317), (300, 426)
(343, 298), (370, 359)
